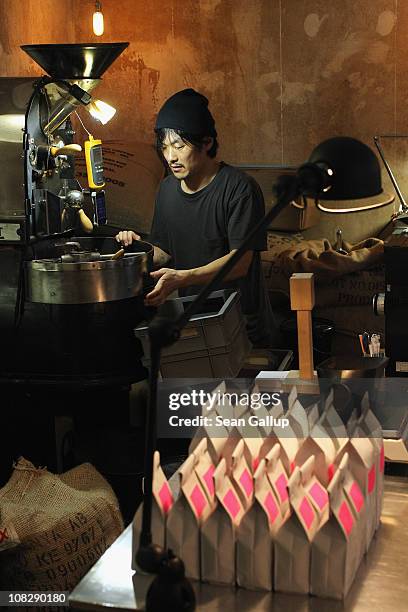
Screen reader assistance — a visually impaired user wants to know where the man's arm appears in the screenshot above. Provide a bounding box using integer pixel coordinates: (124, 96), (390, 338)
(184, 249), (252, 285)
(145, 249), (253, 307)
(115, 230), (171, 267)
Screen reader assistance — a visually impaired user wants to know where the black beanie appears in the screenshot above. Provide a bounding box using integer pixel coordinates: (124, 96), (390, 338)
(155, 88), (217, 137)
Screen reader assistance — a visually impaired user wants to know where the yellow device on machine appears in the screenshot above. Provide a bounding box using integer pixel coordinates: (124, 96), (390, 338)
(84, 135), (105, 189)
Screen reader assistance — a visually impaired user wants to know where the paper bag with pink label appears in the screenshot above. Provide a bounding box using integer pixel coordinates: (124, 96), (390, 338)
(201, 458), (245, 585)
(192, 439), (216, 505)
(236, 456), (289, 591)
(294, 421), (337, 486)
(166, 454), (215, 580)
(232, 404), (266, 472)
(339, 453), (367, 564)
(258, 415), (299, 475)
(236, 389), (284, 472)
(221, 408), (265, 475)
(359, 392), (384, 529)
(188, 382), (230, 463)
(132, 451), (173, 570)
(231, 439), (254, 511)
(264, 444), (291, 521)
(220, 427), (243, 473)
(274, 460), (327, 595)
(301, 456), (330, 525)
(318, 390), (349, 459)
(311, 453), (362, 599)
(287, 387), (311, 439)
(336, 432), (376, 552)
(251, 383), (285, 437)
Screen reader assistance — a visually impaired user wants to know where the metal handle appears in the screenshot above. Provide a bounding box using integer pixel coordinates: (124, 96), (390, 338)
(373, 292), (385, 316)
(50, 144), (82, 156)
(78, 209), (93, 233)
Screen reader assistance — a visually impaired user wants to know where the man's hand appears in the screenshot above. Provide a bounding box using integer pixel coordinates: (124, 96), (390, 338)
(115, 230), (141, 246)
(145, 268), (189, 307)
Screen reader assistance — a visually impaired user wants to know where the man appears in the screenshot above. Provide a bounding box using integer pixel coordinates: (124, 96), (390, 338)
(116, 88), (278, 347)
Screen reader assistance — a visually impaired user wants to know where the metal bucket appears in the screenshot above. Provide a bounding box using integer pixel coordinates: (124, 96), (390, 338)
(317, 355), (389, 420)
(26, 237), (153, 304)
(317, 355), (389, 379)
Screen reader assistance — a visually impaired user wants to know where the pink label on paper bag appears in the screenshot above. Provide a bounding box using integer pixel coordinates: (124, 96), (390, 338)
(190, 485), (207, 518)
(368, 464), (376, 493)
(158, 482), (173, 513)
(275, 473), (288, 503)
(264, 492), (279, 524)
(328, 463), (336, 482)
(223, 489), (241, 519)
(299, 497), (315, 530)
(253, 457), (259, 472)
(203, 465), (215, 497)
(239, 468), (254, 498)
(380, 445), (385, 473)
(349, 481), (364, 513)
(309, 482), (329, 510)
(339, 501), (354, 536)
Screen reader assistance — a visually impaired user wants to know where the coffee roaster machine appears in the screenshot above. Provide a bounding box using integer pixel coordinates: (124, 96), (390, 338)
(0, 44), (155, 476)
(0, 43), (159, 486)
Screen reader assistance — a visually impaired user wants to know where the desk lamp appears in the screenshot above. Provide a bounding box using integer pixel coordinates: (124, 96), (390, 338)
(136, 136), (383, 612)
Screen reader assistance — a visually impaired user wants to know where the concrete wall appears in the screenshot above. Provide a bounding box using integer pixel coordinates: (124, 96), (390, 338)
(1, 0), (407, 238)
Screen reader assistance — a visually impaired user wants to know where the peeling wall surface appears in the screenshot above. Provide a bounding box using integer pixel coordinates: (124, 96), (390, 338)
(0, 0), (406, 237)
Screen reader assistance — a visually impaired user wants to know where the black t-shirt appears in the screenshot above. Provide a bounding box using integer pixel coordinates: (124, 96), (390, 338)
(149, 162), (278, 347)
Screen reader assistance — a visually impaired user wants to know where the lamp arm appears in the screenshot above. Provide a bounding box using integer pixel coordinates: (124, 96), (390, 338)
(373, 135), (408, 211)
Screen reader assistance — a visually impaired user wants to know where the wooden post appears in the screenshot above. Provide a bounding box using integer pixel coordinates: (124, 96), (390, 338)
(289, 273), (315, 380)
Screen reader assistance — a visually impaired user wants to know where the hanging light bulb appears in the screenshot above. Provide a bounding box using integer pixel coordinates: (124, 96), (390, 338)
(87, 99), (116, 124)
(93, 1), (104, 36)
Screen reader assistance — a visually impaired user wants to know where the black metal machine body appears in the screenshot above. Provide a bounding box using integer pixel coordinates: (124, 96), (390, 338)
(373, 222), (408, 377)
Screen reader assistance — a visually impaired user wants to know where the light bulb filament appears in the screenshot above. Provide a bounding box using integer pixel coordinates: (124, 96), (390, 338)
(93, 1), (104, 36)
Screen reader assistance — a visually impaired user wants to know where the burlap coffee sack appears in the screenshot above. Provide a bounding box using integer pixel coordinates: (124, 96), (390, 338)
(0, 457), (123, 595)
(262, 232), (385, 309)
(262, 232), (305, 297)
(274, 237), (384, 281)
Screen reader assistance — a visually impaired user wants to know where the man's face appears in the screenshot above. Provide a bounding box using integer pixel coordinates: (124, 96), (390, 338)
(160, 131), (210, 180)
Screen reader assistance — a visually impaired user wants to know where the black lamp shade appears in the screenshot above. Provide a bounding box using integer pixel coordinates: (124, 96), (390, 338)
(307, 136), (383, 200)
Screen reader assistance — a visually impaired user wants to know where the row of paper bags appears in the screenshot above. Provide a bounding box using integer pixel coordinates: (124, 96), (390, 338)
(133, 383), (384, 600)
